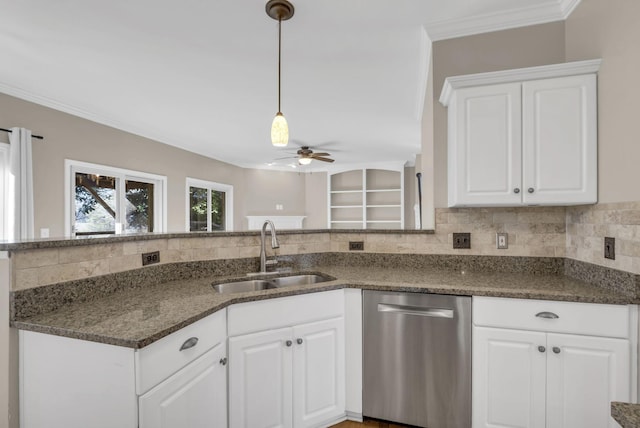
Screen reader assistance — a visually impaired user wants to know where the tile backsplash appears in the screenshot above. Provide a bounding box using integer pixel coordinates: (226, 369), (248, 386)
(10, 202), (640, 291)
(567, 202), (640, 274)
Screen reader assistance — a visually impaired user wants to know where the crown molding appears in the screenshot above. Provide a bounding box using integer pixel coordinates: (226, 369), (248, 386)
(439, 59), (601, 107)
(426, 0), (582, 41)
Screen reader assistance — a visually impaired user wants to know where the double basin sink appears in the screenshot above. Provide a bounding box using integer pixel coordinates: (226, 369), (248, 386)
(213, 274), (332, 294)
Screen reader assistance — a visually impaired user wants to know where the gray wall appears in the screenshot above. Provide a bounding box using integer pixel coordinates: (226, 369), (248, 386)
(565, 0), (640, 203)
(431, 22), (567, 208)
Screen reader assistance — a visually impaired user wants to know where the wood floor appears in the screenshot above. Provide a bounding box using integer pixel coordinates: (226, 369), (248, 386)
(330, 418), (410, 428)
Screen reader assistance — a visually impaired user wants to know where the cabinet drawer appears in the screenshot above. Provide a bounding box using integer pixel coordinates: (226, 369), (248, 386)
(473, 297), (632, 339)
(228, 290), (344, 337)
(135, 309), (226, 395)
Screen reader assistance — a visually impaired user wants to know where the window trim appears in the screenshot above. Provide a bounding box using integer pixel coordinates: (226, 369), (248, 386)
(0, 144), (9, 240)
(64, 159), (167, 236)
(185, 177), (234, 232)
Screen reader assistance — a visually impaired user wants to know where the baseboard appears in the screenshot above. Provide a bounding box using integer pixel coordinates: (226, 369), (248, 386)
(346, 411), (363, 422)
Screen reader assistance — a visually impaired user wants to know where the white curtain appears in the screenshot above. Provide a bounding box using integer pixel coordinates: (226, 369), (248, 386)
(8, 127), (34, 240)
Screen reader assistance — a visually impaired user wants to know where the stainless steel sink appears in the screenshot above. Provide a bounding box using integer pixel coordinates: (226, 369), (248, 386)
(213, 274), (332, 294)
(213, 279), (274, 294)
(268, 274), (328, 288)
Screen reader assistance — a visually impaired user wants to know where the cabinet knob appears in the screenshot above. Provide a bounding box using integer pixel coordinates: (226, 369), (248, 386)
(552, 347), (561, 354)
(296, 338), (303, 345)
(285, 340), (293, 347)
(220, 357), (228, 366)
(514, 188), (520, 194)
(538, 346), (546, 353)
(179, 337), (199, 351)
(528, 187), (535, 193)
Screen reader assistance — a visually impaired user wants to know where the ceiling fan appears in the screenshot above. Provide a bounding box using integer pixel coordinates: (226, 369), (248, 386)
(277, 146), (335, 165)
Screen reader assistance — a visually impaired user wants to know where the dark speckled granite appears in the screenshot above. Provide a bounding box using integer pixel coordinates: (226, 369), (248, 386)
(11, 254), (640, 349)
(612, 402), (640, 427)
(0, 229), (435, 251)
(565, 258), (638, 298)
(11, 258), (260, 319)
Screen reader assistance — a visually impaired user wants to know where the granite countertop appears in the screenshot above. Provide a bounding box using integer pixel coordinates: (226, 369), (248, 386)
(12, 264), (638, 349)
(612, 402), (640, 427)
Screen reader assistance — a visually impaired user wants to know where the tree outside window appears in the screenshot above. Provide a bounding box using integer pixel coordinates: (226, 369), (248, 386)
(187, 179), (233, 232)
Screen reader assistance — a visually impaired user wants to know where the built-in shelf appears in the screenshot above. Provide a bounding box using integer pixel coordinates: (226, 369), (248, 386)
(328, 167), (404, 229)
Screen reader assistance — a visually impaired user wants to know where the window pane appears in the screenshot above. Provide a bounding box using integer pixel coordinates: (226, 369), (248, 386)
(189, 186), (208, 231)
(74, 172), (116, 235)
(211, 190), (225, 231)
(125, 180), (154, 233)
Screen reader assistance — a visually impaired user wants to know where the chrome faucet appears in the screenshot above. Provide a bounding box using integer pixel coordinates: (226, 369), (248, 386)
(259, 220), (279, 274)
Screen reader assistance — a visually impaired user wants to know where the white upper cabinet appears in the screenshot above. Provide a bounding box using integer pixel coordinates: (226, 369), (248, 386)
(441, 60), (601, 207)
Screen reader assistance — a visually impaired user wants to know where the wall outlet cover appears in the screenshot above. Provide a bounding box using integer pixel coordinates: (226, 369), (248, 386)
(142, 251), (160, 266)
(604, 237), (615, 260)
(453, 233), (471, 249)
(349, 241), (364, 251)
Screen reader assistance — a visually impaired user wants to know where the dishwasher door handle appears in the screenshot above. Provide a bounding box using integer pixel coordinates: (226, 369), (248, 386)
(377, 303), (454, 319)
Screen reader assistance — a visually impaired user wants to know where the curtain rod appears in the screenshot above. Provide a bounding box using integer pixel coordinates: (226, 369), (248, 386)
(0, 128), (44, 140)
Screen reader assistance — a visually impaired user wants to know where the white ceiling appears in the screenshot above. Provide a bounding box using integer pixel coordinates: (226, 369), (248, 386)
(1, 0), (579, 171)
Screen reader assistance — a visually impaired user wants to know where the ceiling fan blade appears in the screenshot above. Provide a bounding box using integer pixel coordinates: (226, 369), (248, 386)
(310, 152), (331, 157)
(314, 157), (335, 163)
(274, 156), (297, 160)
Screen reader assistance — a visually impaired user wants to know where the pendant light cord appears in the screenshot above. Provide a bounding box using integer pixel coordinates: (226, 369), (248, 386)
(278, 16), (282, 113)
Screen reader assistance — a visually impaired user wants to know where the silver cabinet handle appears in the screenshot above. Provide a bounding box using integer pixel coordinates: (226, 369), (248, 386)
(535, 311), (559, 319)
(179, 337), (199, 351)
(552, 347), (561, 354)
(514, 188), (520, 194)
(528, 187), (535, 193)
(220, 357), (228, 366)
(285, 340), (293, 347)
(296, 338), (303, 345)
(377, 303), (454, 319)
(538, 346), (546, 353)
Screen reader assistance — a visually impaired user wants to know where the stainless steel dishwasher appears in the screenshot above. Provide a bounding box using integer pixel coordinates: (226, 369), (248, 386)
(363, 290), (471, 428)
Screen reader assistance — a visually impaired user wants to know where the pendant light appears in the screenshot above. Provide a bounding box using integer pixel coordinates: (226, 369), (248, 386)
(266, 0), (294, 147)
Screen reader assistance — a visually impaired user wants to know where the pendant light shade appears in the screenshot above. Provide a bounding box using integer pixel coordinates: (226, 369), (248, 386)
(266, 0), (294, 147)
(271, 112), (289, 147)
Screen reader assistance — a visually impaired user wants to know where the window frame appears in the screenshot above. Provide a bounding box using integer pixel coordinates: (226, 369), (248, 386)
(65, 159), (167, 236)
(185, 177), (234, 232)
(0, 144), (9, 240)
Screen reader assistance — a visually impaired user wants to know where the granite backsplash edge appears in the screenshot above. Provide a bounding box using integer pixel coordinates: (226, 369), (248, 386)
(10, 253), (638, 321)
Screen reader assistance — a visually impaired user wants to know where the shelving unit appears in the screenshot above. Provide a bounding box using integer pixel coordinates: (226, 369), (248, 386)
(328, 166), (404, 229)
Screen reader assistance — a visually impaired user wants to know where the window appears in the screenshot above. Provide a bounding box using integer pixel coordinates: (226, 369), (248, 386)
(65, 160), (166, 236)
(186, 178), (233, 232)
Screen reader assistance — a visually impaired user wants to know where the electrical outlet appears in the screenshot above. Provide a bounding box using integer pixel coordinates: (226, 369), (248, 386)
(604, 237), (615, 260)
(142, 251), (160, 266)
(349, 241), (364, 251)
(453, 233), (471, 249)
(496, 232), (508, 249)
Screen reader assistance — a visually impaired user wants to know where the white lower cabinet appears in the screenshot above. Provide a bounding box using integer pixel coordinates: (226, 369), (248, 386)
(228, 291), (346, 428)
(20, 309), (228, 428)
(229, 327), (294, 428)
(139, 341), (228, 428)
(473, 297), (636, 428)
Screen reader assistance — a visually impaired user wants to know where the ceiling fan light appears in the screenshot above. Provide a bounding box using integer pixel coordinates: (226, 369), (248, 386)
(298, 157), (312, 165)
(271, 112), (289, 147)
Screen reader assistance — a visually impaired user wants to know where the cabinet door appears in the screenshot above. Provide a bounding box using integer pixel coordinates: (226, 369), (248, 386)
(229, 328), (293, 428)
(448, 83), (522, 207)
(473, 327), (546, 428)
(522, 74), (597, 205)
(546, 333), (630, 428)
(139, 342), (227, 428)
(292, 317), (345, 427)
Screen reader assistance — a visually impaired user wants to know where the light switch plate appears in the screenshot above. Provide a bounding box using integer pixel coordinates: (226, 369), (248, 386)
(496, 232), (508, 249)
